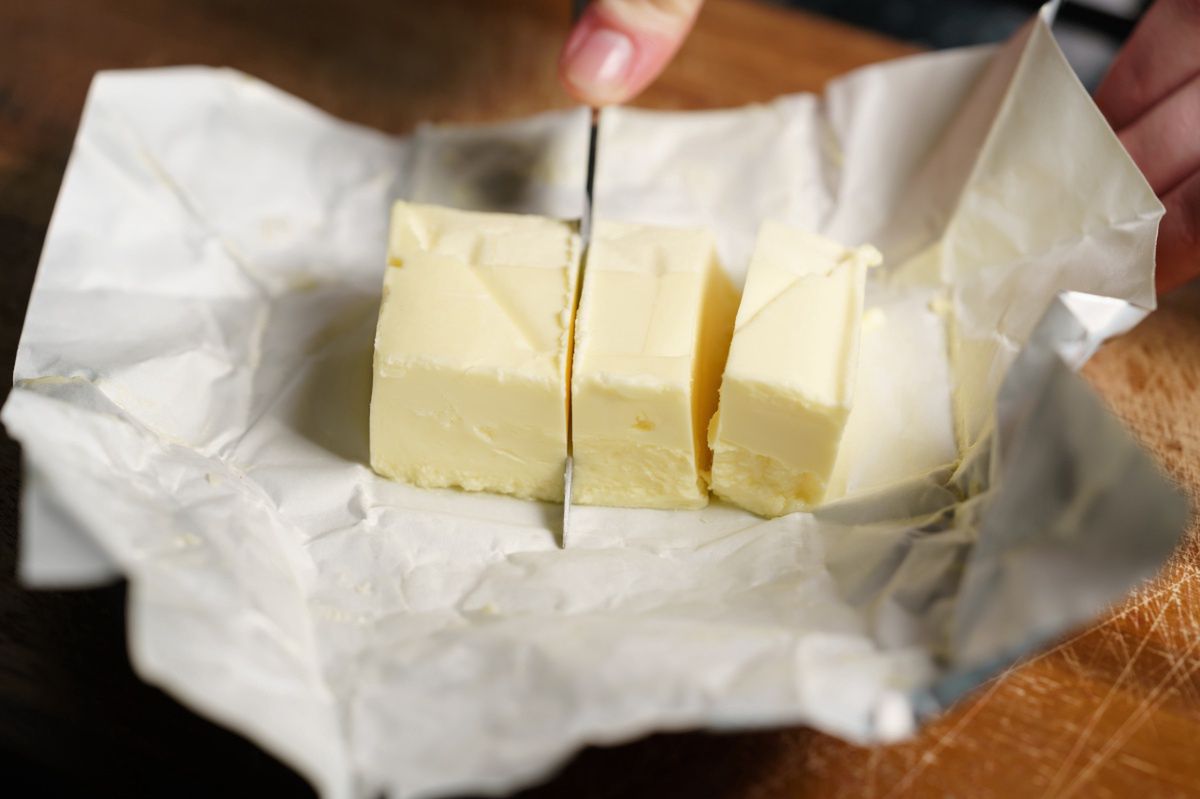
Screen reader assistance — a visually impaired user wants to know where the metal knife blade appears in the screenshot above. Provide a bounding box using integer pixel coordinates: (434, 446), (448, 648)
(563, 110), (598, 545)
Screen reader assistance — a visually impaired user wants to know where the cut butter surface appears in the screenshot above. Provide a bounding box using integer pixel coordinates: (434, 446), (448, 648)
(369, 202), (581, 501)
(571, 221), (739, 509)
(709, 222), (881, 517)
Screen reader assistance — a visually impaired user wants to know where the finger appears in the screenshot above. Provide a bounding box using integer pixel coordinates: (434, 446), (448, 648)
(559, 0), (704, 106)
(1117, 72), (1200, 196)
(1156, 167), (1200, 293)
(1095, 0), (1200, 130)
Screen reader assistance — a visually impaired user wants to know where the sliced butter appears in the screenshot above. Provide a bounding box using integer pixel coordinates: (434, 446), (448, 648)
(709, 222), (880, 517)
(571, 221), (739, 509)
(369, 201), (581, 501)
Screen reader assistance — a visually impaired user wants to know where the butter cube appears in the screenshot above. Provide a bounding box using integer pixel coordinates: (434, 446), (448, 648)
(571, 221), (739, 509)
(709, 222), (880, 517)
(369, 202), (581, 501)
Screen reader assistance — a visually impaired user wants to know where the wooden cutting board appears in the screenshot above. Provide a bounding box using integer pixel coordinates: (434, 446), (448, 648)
(0, 1), (1196, 796)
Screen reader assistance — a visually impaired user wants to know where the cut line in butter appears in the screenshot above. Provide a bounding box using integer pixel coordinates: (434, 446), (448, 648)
(369, 202), (581, 502)
(708, 221), (881, 517)
(570, 221), (739, 510)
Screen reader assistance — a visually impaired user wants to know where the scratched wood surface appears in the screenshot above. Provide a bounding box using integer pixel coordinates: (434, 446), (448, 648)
(0, 0), (1196, 796)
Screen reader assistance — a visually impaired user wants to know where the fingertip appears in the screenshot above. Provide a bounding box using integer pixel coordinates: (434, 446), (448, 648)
(559, 4), (693, 106)
(559, 10), (638, 105)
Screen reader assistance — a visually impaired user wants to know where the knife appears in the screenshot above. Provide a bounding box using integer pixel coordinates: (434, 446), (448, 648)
(564, 0), (599, 544)
(563, 110), (597, 545)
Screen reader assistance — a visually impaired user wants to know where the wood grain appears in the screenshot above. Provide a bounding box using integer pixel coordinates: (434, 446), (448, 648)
(0, 1), (1194, 797)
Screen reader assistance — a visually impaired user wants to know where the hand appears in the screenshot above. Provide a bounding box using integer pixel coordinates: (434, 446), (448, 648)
(559, 0), (704, 106)
(1096, 0), (1200, 293)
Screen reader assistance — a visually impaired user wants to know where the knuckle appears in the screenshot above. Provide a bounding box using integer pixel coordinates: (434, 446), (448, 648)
(1170, 176), (1200, 252)
(1174, 0), (1200, 25)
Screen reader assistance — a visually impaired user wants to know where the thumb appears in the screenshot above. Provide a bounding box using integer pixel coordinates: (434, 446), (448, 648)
(559, 0), (704, 106)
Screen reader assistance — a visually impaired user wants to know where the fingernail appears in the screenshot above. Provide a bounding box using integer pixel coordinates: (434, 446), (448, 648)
(564, 28), (635, 98)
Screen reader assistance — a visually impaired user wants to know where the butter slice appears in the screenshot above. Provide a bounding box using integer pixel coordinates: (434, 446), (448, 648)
(571, 221), (739, 509)
(369, 202), (581, 501)
(709, 222), (880, 517)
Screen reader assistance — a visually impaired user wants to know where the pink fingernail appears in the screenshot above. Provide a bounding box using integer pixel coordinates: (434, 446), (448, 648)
(564, 28), (635, 98)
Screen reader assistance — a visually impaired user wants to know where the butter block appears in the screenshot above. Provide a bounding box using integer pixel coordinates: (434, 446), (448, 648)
(369, 202), (581, 501)
(709, 222), (880, 517)
(571, 221), (739, 509)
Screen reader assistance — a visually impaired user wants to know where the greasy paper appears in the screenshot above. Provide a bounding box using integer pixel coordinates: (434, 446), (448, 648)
(3, 7), (1188, 799)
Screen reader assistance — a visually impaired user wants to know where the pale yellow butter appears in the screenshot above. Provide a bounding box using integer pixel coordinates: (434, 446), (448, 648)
(369, 202), (581, 501)
(709, 222), (880, 517)
(571, 221), (739, 509)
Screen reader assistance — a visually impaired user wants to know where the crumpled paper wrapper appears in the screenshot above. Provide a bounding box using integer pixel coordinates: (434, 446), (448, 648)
(3, 5), (1188, 798)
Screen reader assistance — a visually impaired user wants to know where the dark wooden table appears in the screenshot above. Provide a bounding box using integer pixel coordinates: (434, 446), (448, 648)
(2, 1), (1198, 796)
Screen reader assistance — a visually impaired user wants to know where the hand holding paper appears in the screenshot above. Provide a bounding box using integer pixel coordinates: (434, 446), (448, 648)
(1096, 0), (1200, 293)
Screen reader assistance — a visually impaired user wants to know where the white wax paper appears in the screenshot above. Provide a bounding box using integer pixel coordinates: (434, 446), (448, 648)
(3, 6), (1188, 798)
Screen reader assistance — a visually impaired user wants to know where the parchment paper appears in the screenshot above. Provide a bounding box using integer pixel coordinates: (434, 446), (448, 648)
(3, 6), (1188, 798)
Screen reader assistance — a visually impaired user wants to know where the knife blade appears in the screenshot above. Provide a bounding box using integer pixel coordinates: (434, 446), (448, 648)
(563, 0), (597, 545)
(563, 112), (597, 545)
